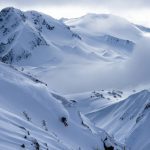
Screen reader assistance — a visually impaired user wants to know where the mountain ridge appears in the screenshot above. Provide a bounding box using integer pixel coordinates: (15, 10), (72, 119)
(0, 7), (144, 66)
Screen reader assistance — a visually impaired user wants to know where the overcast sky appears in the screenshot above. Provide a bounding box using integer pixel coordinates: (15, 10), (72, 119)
(0, 0), (150, 27)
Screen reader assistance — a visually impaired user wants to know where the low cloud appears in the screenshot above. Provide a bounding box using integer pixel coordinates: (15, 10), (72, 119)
(43, 37), (150, 94)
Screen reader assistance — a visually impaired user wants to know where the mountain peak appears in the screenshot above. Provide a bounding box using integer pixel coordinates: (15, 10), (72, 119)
(0, 7), (22, 15)
(0, 7), (26, 24)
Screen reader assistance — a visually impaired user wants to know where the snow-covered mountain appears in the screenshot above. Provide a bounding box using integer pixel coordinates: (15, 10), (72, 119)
(64, 13), (142, 42)
(0, 7), (145, 93)
(0, 7), (144, 67)
(64, 13), (143, 56)
(67, 90), (150, 150)
(0, 7), (150, 150)
(0, 7), (103, 66)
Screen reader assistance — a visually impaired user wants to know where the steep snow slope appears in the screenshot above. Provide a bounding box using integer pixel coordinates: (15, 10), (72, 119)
(66, 90), (127, 114)
(84, 90), (150, 150)
(0, 62), (125, 150)
(66, 89), (150, 150)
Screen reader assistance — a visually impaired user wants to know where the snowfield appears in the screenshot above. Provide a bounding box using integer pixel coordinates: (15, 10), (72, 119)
(0, 7), (150, 150)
